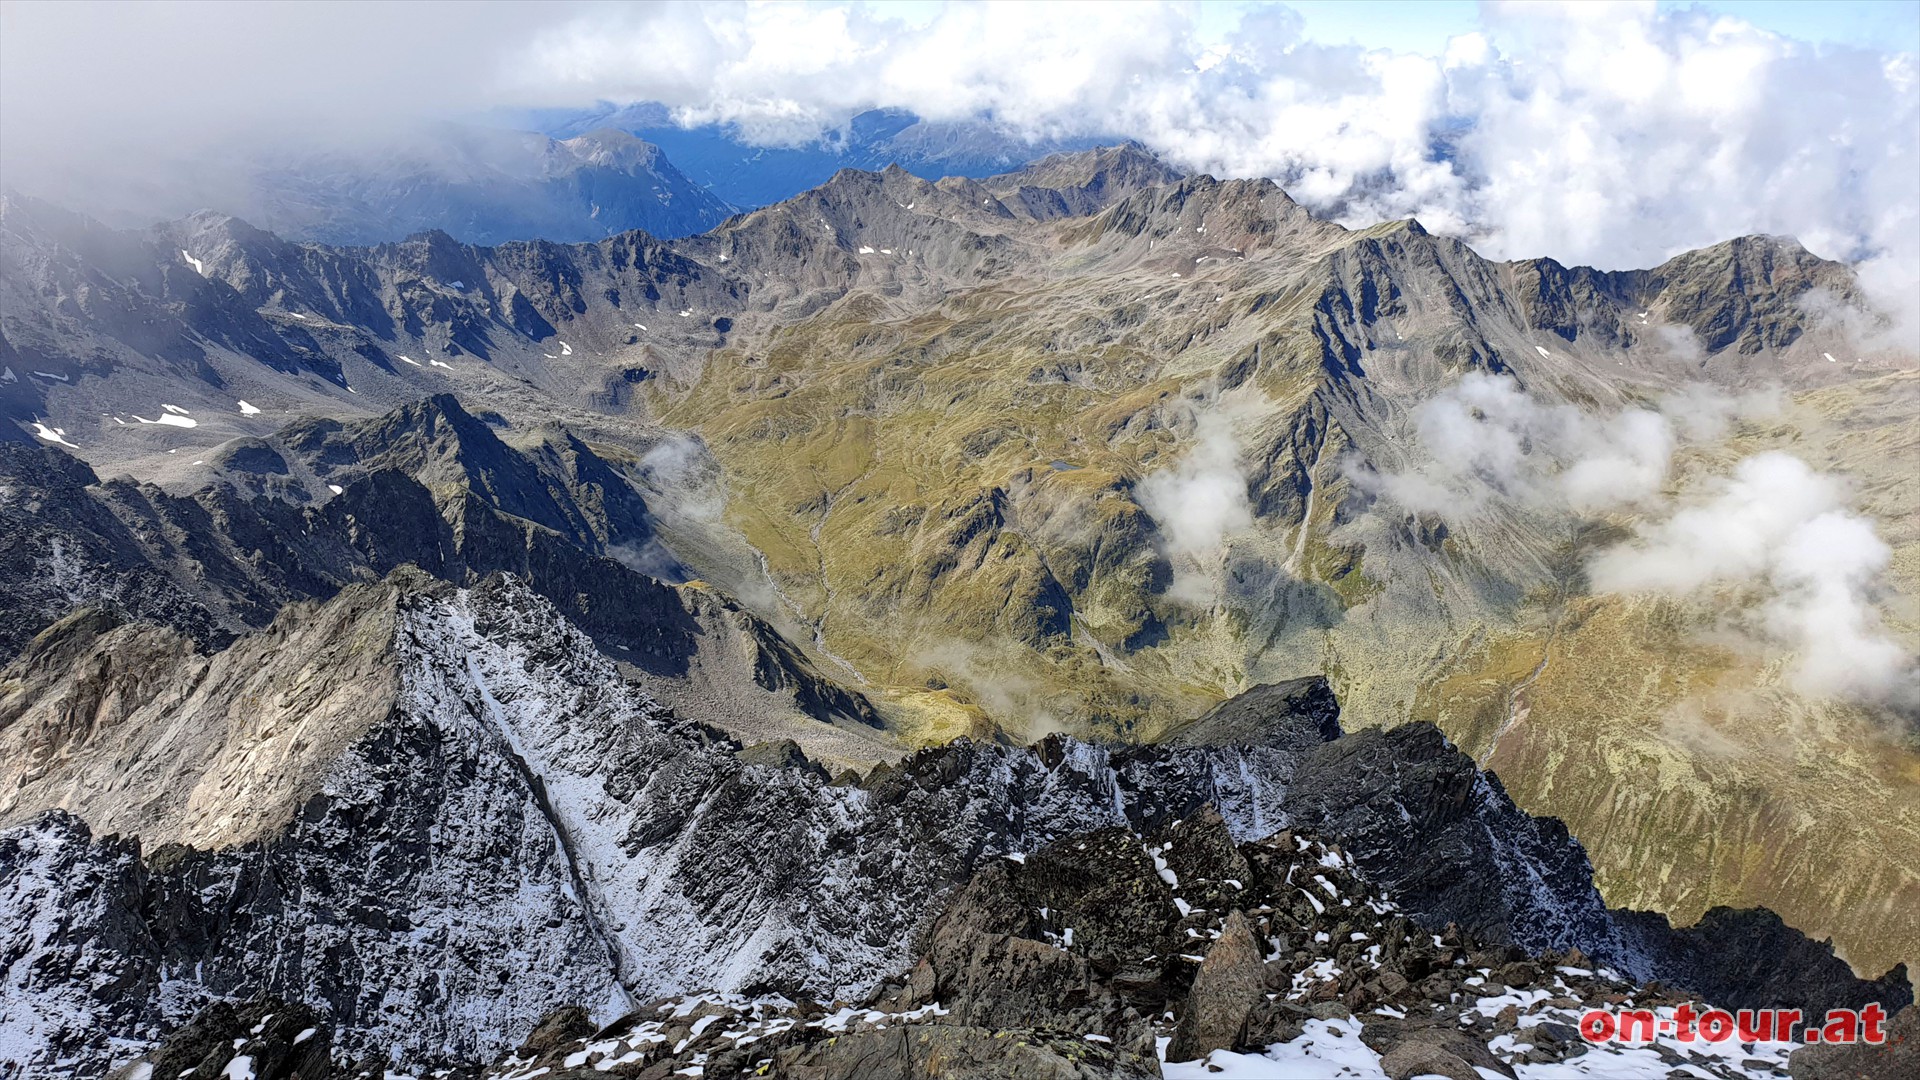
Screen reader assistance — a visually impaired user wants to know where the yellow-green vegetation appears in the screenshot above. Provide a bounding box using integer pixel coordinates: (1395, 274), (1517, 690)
(638, 178), (1917, 975)
(656, 261), (1340, 741)
(1407, 374), (1920, 978)
(1469, 593), (1920, 980)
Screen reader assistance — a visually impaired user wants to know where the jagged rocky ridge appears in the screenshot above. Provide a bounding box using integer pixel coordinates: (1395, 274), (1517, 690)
(0, 396), (882, 753)
(1, 571), (1903, 1075)
(2, 143), (1866, 459)
(453, 816), (1919, 1079)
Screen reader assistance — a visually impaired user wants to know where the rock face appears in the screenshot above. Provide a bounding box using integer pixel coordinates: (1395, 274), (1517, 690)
(1789, 1001), (1920, 1080)
(0, 398), (885, 760)
(126, 807), (1894, 1079)
(1, 570), (1904, 1075)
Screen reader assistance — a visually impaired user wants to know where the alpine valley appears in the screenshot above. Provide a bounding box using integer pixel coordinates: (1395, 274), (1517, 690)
(1, 144), (1915, 1079)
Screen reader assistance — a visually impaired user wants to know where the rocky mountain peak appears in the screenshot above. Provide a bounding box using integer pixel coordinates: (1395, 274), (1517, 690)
(555, 127), (670, 173)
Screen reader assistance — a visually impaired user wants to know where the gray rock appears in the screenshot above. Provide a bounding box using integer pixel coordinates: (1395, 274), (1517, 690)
(1166, 911), (1265, 1062)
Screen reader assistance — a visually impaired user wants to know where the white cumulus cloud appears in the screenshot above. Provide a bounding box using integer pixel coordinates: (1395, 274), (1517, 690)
(510, 2), (1919, 343)
(1589, 453), (1916, 704)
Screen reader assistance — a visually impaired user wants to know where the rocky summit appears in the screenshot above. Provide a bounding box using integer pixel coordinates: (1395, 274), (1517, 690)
(0, 141), (1915, 1079)
(1, 567), (1908, 1076)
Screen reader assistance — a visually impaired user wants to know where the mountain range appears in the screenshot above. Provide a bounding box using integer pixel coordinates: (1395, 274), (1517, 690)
(534, 103), (1111, 208)
(5, 106), (1103, 249)
(1, 144), (1915, 1077)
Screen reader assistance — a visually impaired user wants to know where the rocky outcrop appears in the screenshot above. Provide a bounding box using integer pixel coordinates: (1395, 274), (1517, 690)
(102, 998), (333, 1080)
(0, 397), (882, 742)
(1165, 910), (1264, 1061)
(3, 573), (1903, 1075)
(163, 805), (1897, 1078)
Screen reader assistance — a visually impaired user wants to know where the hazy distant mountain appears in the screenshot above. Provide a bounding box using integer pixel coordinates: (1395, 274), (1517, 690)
(534, 103), (1111, 207)
(3, 123), (736, 247)
(238, 124), (737, 245)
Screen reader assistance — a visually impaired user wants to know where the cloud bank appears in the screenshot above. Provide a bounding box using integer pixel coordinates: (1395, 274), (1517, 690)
(1346, 372), (1777, 517)
(1591, 453), (1916, 705)
(1136, 398), (1260, 606)
(512, 1), (1920, 341)
(1353, 373), (1913, 705)
(2, 2), (1914, 339)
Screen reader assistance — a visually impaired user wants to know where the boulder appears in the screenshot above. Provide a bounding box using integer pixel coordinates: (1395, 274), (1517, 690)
(1165, 910), (1264, 1062)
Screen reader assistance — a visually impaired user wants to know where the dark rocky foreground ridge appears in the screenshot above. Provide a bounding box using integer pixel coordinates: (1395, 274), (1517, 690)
(1, 565), (1906, 1076)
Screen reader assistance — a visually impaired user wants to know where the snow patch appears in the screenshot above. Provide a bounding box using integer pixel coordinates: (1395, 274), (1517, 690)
(1163, 1018), (1384, 1077)
(238, 400), (262, 415)
(30, 422), (77, 448)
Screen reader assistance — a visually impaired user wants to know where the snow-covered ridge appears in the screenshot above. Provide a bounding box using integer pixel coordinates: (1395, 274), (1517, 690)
(0, 573), (1881, 1075)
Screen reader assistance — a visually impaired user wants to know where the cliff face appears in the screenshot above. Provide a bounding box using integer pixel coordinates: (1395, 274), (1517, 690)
(2, 572), (1902, 1075)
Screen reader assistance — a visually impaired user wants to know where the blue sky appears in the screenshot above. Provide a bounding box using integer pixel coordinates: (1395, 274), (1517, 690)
(1252, 1), (1920, 52)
